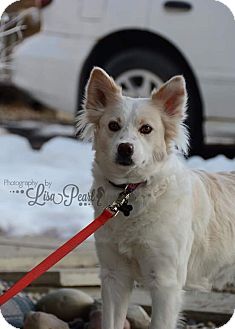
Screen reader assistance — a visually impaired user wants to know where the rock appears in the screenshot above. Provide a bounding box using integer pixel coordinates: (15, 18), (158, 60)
(69, 318), (85, 329)
(0, 280), (35, 329)
(127, 305), (150, 329)
(24, 311), (69, 329)
(87, 310), (131, 329)
(87, 310), (101, 329)
(90, 299), (102, 313)
(124, 318), (131, 329)
(36, 289), (94, 322)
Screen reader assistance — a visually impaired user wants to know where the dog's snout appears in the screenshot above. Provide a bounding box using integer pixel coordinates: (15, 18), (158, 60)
(116, 143), (134, 166)
(118, 143), (134, 157)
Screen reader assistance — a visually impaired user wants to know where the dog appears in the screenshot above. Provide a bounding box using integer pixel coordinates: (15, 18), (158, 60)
(77, 67), (235, 329)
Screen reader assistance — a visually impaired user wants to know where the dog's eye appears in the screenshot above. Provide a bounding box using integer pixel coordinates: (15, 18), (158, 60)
(108, 121), (121, 132)
(139, 124), (153, 134)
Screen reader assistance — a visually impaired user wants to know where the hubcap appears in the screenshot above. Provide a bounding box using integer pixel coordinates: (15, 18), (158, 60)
(115, 69), (163, 98)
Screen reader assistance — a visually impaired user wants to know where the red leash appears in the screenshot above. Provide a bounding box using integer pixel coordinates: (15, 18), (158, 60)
(0, 183), (140, 306)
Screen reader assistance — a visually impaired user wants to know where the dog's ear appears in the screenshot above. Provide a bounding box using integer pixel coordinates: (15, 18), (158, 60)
(84, 67), (122, 123)
(151, 76), (189, 154)
(76, 67), (121, 140)
(151, 76), (187, 119)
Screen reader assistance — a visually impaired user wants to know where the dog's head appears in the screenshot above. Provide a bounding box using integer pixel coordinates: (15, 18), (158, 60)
(77, 67), (188, 183)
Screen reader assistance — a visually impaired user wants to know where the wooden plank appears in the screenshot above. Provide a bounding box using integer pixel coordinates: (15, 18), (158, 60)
(60, 268), (100, 287)
(0, 254), (98, 271)
(129, 288), (235, 315)
(0, 236), (96, 250)
(0, 237), (98, 270)
(0, 271), (61, 287)
(183, 290), (235, 315)
(0, 268), (101, 287)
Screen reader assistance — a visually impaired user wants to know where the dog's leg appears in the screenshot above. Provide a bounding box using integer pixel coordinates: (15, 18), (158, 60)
(101, 268), (133, 329)
(150, 284), (183, 329)
(96, 242), (133, 329)
(138, 246), (186, 329)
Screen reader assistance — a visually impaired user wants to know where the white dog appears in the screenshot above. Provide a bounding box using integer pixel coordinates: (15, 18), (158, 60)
(77, 67), (235, 329)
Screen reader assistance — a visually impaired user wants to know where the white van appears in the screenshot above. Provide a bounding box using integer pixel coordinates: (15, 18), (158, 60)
(12, 0), (235, 153)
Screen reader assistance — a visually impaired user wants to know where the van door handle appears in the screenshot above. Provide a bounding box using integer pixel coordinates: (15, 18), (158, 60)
(164, 1), (192, 11)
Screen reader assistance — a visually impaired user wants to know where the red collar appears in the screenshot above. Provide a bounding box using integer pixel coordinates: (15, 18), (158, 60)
(108, 180), (146, 192)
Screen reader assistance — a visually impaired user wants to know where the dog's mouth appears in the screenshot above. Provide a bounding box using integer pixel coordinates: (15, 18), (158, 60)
(115, 155), (134, 167)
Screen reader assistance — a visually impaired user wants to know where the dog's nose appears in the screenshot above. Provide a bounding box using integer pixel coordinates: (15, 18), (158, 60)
(118, 143), (134, 157)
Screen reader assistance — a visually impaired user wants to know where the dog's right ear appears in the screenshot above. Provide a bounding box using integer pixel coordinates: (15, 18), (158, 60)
(84, 67), (122, 123)
(76, 67), (121, 140)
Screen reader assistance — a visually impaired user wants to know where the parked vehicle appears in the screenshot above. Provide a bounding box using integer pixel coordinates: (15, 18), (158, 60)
(12, 0), (235, 154)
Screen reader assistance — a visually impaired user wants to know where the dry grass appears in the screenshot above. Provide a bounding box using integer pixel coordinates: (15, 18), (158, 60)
(0, 103), (73, 124)
(0, 84), (73, 124)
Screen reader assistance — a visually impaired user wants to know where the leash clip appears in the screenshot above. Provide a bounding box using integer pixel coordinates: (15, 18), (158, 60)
(107, 185), (133, 217)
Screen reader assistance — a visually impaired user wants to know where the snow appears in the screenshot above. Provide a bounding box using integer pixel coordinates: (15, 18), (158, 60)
(184, 154), (235, 172)
(0, 135), (234, 238)
(0, 135), (93, 238)
(40, 124), (74, 137)
(3, 120), (75, 137)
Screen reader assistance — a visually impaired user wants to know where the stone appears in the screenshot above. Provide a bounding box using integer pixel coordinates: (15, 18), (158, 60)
(90, 299), (102, 313)
(127, 305), (150, 329)
(69, 318), (85, 329)
(124, 318), (131, 329)
(36, 289), (94, 322)
(0, 280), (34, 329)
(24, 311), (69, 329)
(87, 310), (101, 329)
(87, 309), (131, 329)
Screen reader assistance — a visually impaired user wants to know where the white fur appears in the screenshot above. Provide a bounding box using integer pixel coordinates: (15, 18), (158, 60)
(77, 68), (235, 329)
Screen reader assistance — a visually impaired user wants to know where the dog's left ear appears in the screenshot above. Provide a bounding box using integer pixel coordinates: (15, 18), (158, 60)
(151, 76), (187, 119)
(151, 76), (189, 154)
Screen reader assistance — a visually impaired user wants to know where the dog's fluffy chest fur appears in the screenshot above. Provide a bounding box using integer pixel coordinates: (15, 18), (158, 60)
(93, 159), (192, 279)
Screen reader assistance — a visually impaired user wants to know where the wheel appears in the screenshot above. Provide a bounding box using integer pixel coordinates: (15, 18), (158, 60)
(102, 48), (203, 155)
